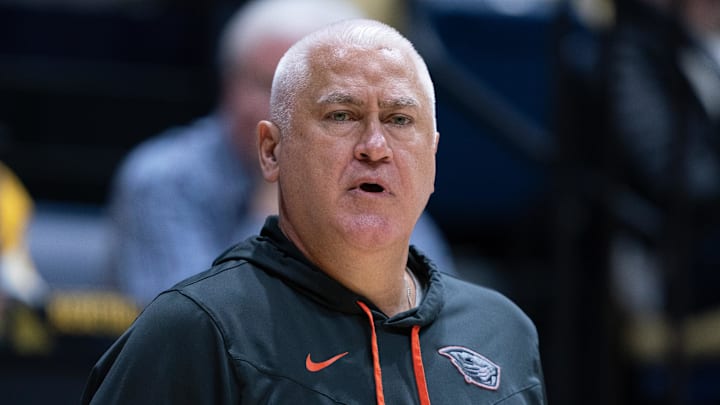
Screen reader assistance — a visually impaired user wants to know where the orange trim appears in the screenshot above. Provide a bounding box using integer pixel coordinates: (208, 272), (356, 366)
(411, 325), (431, 405)
(357, 301), (385, 405)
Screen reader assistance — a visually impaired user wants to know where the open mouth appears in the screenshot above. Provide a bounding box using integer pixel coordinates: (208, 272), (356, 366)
(359, 183), (385, 193)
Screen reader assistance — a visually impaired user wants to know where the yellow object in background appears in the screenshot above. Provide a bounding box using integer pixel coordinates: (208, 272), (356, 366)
(0, 162), (33, 251)
(0, 162), (48, 306)
(47, 291), (139, 337)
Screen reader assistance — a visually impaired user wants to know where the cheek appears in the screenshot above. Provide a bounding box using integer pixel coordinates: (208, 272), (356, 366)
(408, 154), (437, 198)
(417, 159), (437, 194)
(402, 144), (437, 181)
(280, 139), (342, 189)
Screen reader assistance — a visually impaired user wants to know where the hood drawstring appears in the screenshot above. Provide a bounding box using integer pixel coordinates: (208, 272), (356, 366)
(357, 301), (431, 405)
(358, 301), (386, 405)
(411, 325), (431, 405)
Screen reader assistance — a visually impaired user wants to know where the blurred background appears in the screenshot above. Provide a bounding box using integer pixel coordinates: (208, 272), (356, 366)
(1, 0), (720, 403)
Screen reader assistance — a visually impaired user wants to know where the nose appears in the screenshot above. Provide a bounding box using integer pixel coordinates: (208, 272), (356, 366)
(354, 120), (392, 163)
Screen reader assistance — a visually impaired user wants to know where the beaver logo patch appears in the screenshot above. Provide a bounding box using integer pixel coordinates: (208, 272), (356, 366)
(438, 346), (501, 390)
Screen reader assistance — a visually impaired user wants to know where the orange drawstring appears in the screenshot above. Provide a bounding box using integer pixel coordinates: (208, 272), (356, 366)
(357, 301), (386, 405)
(411, 325), (431, 405)
(357, 302), (432, 405)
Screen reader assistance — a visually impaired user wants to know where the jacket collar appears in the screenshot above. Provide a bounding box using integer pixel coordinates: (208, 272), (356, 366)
(214, 216), (445, 327)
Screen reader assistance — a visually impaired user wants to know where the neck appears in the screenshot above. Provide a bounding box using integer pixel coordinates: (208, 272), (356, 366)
(278, 215), (416, 316)
(329, 250), (414, 317)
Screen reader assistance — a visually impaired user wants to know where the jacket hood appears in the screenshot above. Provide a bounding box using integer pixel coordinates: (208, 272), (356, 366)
(213, 216), (445, 327)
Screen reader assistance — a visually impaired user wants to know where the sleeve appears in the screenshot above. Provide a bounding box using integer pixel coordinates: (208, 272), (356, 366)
(81, 291), (239, 405)
(493, 318), (547, 405)
(109, 159), (221, 305)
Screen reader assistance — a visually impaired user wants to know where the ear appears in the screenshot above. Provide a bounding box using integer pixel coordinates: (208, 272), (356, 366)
(432, 131), (440, 154)
(257, 120), (281, 182)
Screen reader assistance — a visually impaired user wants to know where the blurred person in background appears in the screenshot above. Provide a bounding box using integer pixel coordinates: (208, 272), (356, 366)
(109, 0), (457, 306)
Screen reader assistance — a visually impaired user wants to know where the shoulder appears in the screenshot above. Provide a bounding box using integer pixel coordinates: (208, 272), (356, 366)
(133, 286), (220, 337)
(124, 267), (254, 351)
(160, 258), (277, 326)
(107, 259), (267, 356)
(170, 256), (265, 297)
(440, 275), (538, 340)
(433, 275), (545, 400)
(83, 283), (241, 404)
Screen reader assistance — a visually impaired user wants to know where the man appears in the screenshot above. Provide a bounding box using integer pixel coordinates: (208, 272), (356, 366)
(109, 0), (456, 306)
(83, 19), (545, 404)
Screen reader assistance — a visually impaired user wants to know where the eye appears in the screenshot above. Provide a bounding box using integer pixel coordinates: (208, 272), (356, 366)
(328, 111), (352, 122)
(388, 114), (412, 126)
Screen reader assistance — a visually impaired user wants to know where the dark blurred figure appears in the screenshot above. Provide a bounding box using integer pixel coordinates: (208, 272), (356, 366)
(550, 2), (619, 404)
(602, 0), (720, 403)
(552, 0), (720, 403)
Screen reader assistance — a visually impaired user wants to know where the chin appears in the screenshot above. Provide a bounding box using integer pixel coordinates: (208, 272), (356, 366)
(338, 214), (408, 249)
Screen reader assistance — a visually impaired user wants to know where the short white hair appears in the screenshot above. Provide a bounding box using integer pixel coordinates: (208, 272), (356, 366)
(270, 18), (437, 135)
(218, 0), (363, 76)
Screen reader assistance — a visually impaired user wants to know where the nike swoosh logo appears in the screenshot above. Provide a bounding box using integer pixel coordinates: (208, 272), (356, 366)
(305, 351), (349, 372)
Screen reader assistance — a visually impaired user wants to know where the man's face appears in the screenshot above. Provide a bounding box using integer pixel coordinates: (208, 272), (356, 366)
(277, 44), (439, 251)
(223, 37), (295, 166)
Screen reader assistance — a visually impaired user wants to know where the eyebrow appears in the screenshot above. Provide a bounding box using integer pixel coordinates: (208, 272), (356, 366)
(378, 96), (419, 109)
(317, 92), (363, 106)
(317, 92), (419, 109)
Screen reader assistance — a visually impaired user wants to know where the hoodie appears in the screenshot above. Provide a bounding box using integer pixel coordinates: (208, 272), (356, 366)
(82, 216), (545, 404)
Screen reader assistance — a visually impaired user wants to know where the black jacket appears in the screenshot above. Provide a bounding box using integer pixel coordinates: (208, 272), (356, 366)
(82, 217), (545, 404)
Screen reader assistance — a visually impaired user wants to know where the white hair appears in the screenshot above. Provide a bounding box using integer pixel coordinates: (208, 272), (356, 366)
(270, 18), (437, 135)
(217, 0), (364, 76)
